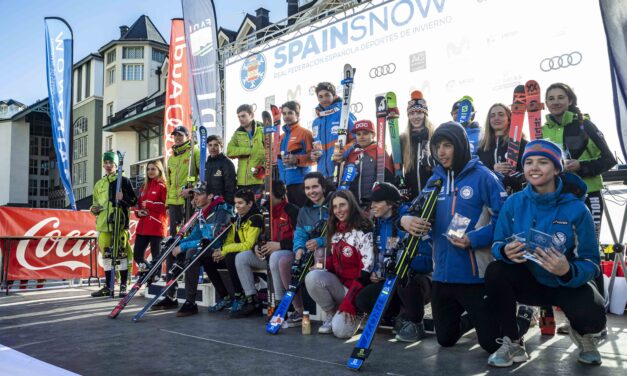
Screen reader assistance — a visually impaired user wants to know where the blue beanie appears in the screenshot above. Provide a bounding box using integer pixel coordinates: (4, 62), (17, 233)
(522, 140), (563, 171)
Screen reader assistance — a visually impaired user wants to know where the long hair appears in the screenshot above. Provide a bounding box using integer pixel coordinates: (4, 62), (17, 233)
(401, 115), (434, 173)
(141, 160), (166, 191)
(546, 82), (584, 127)
(478, 103), (512, 152)
(326, 190), (373, 246)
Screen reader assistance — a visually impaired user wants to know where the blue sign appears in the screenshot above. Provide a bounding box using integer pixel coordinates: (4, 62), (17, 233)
(240, 53), (266, 91)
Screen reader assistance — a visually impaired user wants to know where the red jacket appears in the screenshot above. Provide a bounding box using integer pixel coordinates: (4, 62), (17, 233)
(271, 200), (299, 250)
(136, 179), (167, 237)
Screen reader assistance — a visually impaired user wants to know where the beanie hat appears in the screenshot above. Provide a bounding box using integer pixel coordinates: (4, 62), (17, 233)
(407, 90), (428, 115)
(451, 95), (474, 112)
(522, 139), (563, 171)
(103, 151), (118, 165)
(351, 119), (375, 134)
(371, 182), (401, 203)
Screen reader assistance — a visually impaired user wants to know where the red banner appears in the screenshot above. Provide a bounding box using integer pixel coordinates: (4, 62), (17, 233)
(0, 207), (138, 280)
(163, 19), (193, 167)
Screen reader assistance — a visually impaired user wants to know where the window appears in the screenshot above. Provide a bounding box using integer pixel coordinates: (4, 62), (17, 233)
(106, 67), (115, 86)
(123, 46), (144, 59)
(40, 200), (48, 208)
(138, 125), (163, 161)
(0, 105), (7, 117)
(29, 200), (37, 208)
(152, 49), (166, 63)
(85, 61), (91, 97)
(106, 135), (113, 152)
(107, 102), (114, 124)
(40, 179), (49, 196)
(28, 179), (37, 195)
(106, 50), (116, 64)
(73, 136), (87, 160)
(29, 159), (38, 175)
(122, 64), (143, 81)
(74, 117), (88, 136)
(76, 67), (82, 102)
(30, 137), (38, 155)
(40, 160), (49, 175)
(40, 137), (51, 156)
(72, 161), (87, 185)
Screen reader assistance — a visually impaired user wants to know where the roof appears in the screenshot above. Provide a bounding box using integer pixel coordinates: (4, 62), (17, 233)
(98, 15), (168, 53)
(0, 99), (26, 108)
(74, 53), (102, 69)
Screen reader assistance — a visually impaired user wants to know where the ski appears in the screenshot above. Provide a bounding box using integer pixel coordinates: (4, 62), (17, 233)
(266, 221), (327, 334)
(198, 125), (208, 183)
(271, 104), (281, 182)
(108, 209), (206, 318)
(338, 163), (357, 191)
(346, 178), (442, 370)
(525, 80), (543, 140)
(333, 64), (356, 187)
(386, 92), (407, 197)
(507, 85), (526, 168)
(132, 222), (232, 322)
(375, 95), (388, 184)
(109, 151), (125, 299)
(455, 98), (473, 125)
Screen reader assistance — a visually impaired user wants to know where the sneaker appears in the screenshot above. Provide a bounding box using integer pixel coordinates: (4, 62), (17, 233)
(393, 317), (408, 335)
(230, 299), (260, 318)
(395, 321), (426, 343)
(91, 286), (111, 297)
(488, 336), (529, 367)
(569, 328), (602, 365)
(150, 296), (179, 311)
(118, 285), (127, 298)
(318, 312), (335, 334)
(229, 297), (245, 314)
(208, 297), (232, 313)
(282, 311), (303, 329)
(557, 323), (570, 335)
(176, 301), (199, 317)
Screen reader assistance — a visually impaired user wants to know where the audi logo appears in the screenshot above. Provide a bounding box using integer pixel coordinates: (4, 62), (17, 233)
(250, 103), (258, 112)
(351, 102), (363, 113)
(369, 63), (396, 78)
(540, 52), (582, 72)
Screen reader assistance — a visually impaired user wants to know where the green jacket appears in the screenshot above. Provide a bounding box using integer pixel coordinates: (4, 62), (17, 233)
(92, 173), (137, 232)
(543, 111), (616, 193)
(166, 141), (201, 206)
(226, 121), (265, 186)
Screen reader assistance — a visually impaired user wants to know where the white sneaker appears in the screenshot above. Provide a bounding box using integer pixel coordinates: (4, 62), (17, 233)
(318, 312), (334, 334)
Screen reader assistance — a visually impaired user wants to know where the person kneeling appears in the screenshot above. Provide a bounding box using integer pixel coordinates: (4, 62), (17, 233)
(486, 140), (606, 367)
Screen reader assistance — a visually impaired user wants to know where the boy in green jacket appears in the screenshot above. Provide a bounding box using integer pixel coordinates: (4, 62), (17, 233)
(226, 104), (265, 194)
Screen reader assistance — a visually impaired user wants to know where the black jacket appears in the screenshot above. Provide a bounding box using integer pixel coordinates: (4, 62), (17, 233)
(204, 153), (237, 204)
(477, 136), (528, 194)
(107, 175), (137, 230)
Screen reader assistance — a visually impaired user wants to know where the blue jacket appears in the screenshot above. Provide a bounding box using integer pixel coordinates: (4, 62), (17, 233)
(464, 122), (481, 156)
(422, 157), (506, 284)
(178, 200), (232, 253)
(293, 198), (329, 252)
(492, 173), (600, 288)
(312, 98), (356, 178)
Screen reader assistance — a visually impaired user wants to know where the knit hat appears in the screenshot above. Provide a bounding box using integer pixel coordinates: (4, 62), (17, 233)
(371, 182), (401, 203)
(351, 119), (375, 134)
(451, 95), (474, 112)
(522, 139), (563, 171)
(407, 90), (428, 115)
(102, 151), (118, 165)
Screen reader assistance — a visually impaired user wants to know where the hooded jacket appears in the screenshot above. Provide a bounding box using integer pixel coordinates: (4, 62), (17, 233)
(312, 98), (356, 178)
(136, 179), (167, 237)
(278, 122), (315, 185)
(542, 111), (616, 193)
(271, 200), (299, 250)
(293, 196), (329, 252)
(166, 141), (201, 206)
(178, 196), (233, 253)
(221, 205), (264, 256)
(226, 120), (265, 187)
(203, 153), (237, 205)
(492, 173), (600, 288)
(424, 122), (506, 284)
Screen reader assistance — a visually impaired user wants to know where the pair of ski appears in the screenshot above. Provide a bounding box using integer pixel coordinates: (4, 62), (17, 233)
(109, 151), (126, 299)
(506, 80), (543, 168)
(346, 178), (442, 370)
(266, 221), (328, 334)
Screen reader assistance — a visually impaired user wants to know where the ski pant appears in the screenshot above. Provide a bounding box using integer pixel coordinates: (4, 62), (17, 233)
(269, 250), (304, 313)
(287, 183), (307, 208)
(98, 231), (132, 287)
(168, 205), (185, 237)
(133, 234), (162, 265)
(200, 252), (243, 299)
(235, 250), (268, 297)
(485, 261), (606, 340)
(183, 249), (213, 302)
(355, 274), (431, 323)
(431, 281), (501, 354)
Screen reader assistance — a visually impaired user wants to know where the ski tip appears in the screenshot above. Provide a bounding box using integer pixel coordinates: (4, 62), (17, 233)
(265, 323), (281, 335)
(410, 90), (423, 100)
(346, 358), (364, 370)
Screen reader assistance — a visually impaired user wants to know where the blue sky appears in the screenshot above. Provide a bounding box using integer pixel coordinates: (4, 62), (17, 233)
(0, 0), (285, 105)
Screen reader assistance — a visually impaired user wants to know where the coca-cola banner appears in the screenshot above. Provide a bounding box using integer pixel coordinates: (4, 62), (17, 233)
(0, 207), (138, 280)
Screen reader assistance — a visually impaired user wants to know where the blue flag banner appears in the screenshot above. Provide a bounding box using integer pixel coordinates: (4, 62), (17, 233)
(45, 17), (76, 210)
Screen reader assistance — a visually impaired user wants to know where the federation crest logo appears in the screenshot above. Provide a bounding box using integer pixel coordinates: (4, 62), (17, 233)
(241, 53), (266, 91)
(552, 232), (567, 247)
(460, 186), (473, 199)
(342, 246), (353, 258)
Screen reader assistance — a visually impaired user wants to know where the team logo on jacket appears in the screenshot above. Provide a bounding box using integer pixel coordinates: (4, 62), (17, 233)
(214, 169), (223, 177)
(460, 186), (473, 199)
(240, 53), (266, 91)
(552, 232), (567, 247)
(342, 246), (353, 258)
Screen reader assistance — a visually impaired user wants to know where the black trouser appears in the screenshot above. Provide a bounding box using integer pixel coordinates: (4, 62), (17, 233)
(188, 251), (243, 301)
(168, 205), (185, 237)
(355, 274), (431, 323)
(133, 235), (162, 265)
(431, 281), (501, 354)
(287, 183), (307, 207)
(485, 261), (606, 340)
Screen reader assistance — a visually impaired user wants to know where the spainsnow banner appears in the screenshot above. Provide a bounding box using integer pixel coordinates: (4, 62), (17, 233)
(182, 0), (221, 176)
(0, 207), (142, 280)
(44, 17), (77, 210)
(163, 19), (193, 166)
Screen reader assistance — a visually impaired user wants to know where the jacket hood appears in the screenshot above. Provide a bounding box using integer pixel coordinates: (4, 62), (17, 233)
(523, 172), (587, 206)
(430, 121), (471, 174)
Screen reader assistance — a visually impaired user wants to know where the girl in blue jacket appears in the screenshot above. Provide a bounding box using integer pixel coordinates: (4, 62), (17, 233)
(485, 140), (606, 367)
(400, 121), (506, 354)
